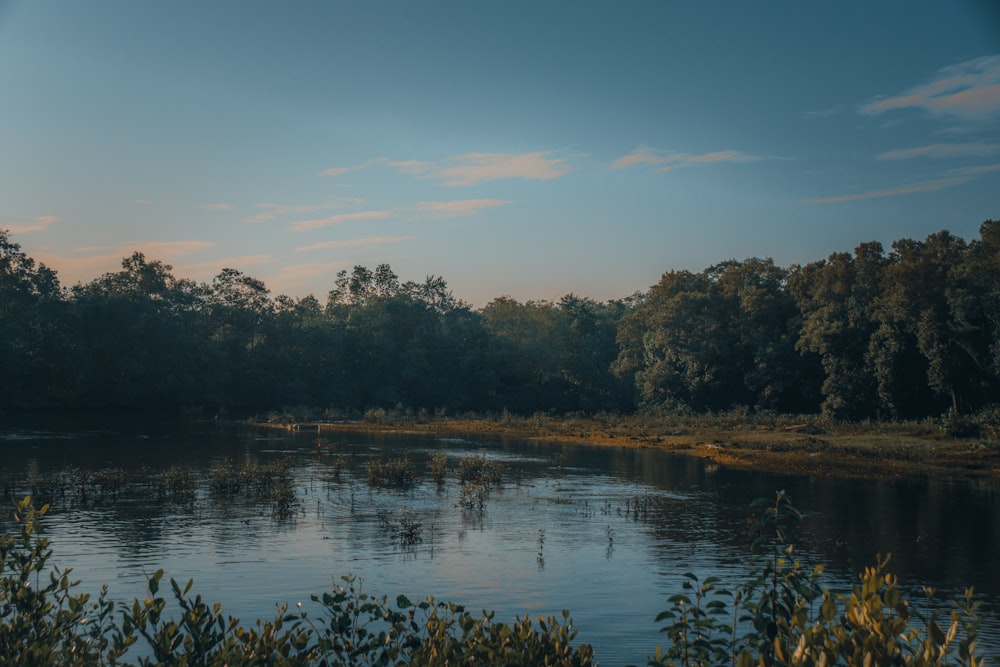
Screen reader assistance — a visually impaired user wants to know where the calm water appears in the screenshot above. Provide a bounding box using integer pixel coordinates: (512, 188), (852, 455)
(1, 416), (998, 665)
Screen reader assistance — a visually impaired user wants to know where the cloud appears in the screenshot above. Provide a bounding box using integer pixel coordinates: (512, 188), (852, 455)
(860, 54), (1000, 119)
(200, 203), (232, 211)
(128, 240), (216, 259)
(801, 163), (1000, 204)
(295, 235), (414, 252)
(876, 142), (1000, 160)
(679, 150), (761, 165)
(408, 199), (513, 218)
(289, 210), (395, 232)
(261, 261), (352, 296)
(29, 239), (217, 286)
(803, 104), (847, 120)
(318, 158), (388, 177)
(2, 215), (58, 234)
(322, 152), (571, 186)
(380, 153), (572, 185)
(610, 145), (667, 170)
(388, 160), (430, 174)
(245, 199), (364, 223)
(419, 152), (571, 186)
(134, 199), (152, 205)
(611, 146), (763, 171)
(173, 254), (274, 282)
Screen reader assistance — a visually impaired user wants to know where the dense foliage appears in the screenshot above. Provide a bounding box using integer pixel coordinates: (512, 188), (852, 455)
(1, 221), (998, 420)
(1, 495), (990, 666)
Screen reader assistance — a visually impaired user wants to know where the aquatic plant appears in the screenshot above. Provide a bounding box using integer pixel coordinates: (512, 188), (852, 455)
(208, 458), (299, 519)
(365, 456), (416, 488)
(427, 451), (449, 485)
(378, 509), (423, 547)
(457, 455), (506, 486)
(643, 492), (988, 667)
(0, 496), (135, 664)
(0, 494), (992, 666)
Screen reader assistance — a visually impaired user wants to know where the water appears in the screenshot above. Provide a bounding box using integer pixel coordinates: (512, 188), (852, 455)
(1, 416), (998, 665)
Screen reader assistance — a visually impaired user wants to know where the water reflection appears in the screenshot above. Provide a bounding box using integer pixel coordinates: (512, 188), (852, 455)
(1, 416), (998, 665)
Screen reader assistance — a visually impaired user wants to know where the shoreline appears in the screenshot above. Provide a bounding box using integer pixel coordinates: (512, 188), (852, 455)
(258, 416), (1000, 482)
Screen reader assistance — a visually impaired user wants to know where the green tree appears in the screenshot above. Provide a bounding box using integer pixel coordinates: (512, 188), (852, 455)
(207, 268), (275, 409)
(0, 230), (62, 409)
(711, 258), (814, 412)
(872, 232), (969, 418)
(789, 243), (886, 419)
(615, 260), (809, 413)
(948, 220), (1000, 409)
(65, 252), (211, 410)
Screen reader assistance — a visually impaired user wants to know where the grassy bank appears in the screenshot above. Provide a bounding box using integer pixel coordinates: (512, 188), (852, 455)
(258, 409), (1000, 481)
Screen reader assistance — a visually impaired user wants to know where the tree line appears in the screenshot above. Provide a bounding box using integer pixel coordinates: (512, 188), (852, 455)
(1, 221), (998, 420)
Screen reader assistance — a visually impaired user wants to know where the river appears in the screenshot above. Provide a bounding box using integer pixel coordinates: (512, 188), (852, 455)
(1, 415), (998, 665)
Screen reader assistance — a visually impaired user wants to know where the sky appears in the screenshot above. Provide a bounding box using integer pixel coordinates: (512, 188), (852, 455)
(1, 1), (999, 307)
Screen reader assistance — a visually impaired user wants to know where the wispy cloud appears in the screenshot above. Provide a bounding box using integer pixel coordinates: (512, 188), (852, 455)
(245, 199), (364, 223)
(876, 142), (1000, 160)
(129, 240), (217, 259)
(318, 158), (386, 177)
(30, 239), (217, 286)
(134, 199), (152, 205)
(611, 146), (763, 171)
(412, 152), (571, 186)
(200, 203), (232, 211)
(289, 210), (395, 232)
(295, 235), (414, 252)
(262, 262), (352, 297)
(174, 254), (274, 282)
(803, 104), (846, 120)
(861, 54), (1000, 119)
(801, 163), (1000, 204)
(323, 152), (571, 186)
(2, 215), (59, 234)
(387, 160), (427, 175)
(610, 145), (666, 170)
(408, 199), (513, 218)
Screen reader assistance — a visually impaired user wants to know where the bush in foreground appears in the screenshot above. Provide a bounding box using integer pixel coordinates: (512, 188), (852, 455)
(0, 494), (991, 666)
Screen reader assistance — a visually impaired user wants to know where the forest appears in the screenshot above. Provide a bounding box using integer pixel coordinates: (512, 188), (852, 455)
(1, 220), (998, 421)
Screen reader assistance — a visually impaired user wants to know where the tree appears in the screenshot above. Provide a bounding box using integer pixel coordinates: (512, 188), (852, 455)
(615, 260), (810, 413)
(207, 268), (275, 409)
(63, 253), (212, 410)
(711, 258), (813, 412)
(0, 230), (62, 409)
(948, 220), (1000, 408)
(873, 231), (988, 416)
(789, 243), (885, 419)
(613, 270), (729, 410)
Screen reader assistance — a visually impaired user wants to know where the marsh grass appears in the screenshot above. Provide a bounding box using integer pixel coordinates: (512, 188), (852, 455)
(207, 458), (299, 518)
(266, 405), (1000, 480)
(377, 509), (423, 547)
(454, 456), (507, 514)
(365, 456), (416, 488)
(427, 451), (449, 485)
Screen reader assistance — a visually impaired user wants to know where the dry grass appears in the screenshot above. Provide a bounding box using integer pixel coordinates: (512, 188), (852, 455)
(263, 412), (1000, 482)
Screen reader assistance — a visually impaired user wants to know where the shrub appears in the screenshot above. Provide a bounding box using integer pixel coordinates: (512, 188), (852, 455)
(644, 492), (988, 667)
(366, 456), (416, 488)
(0, 494), (990, 666)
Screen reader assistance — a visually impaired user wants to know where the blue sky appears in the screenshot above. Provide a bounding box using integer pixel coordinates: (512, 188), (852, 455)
(2, 1), (998, 306)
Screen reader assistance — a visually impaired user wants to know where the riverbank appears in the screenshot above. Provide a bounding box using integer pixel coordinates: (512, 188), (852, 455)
(261, 413), (1000, 481)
